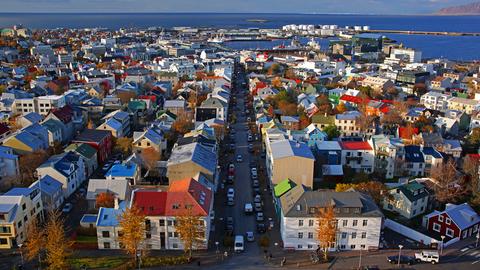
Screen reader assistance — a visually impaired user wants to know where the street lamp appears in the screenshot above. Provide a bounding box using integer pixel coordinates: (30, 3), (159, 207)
(136, 250), (142, 270)
(476, 232), (480, 248)
(215, 241), (219, 254)
(18, 243), (24, 266)
(440, 235), (445, 255)
(397, 244), (403, 268)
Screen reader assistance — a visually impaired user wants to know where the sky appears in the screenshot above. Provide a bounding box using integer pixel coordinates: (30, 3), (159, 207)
(0, 0), (477, 14)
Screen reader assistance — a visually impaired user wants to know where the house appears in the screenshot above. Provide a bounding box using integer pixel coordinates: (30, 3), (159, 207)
(280, 188), (383, 251)
(335, 111), (375, 138)
(312, 141), (342, 178)
(434, 117), (459, 136)
(97, 178), (213, 250)
(267, 140), (315, 188)
(257, 87), (279, 100)
(447, 97), (479, 115)
(167, 142), (218, 186)
(358, 75), (395, 93)
(420, 92), (451, 112)
(73, 129), (112, 163)
(86, 178), (130, 209)
(383, 181), (430, 219)
(133, 127), (167, 155)
(430, 76), (452, 90)
(281, 116), (300, 131)
(421, 147), (443, 175)
(304, 124), (327, 148)
(157, 110), (177, 124)
(29, 175), (64, 211)
(44, 105), (76, 143)
(65, 143), (98, 177)
(339, 141), (375, 174)
(105, 164), (140, 185)
(164, 99), (186, 115)
(370, 135), (404, 179)
(36, 152), (86, 198)
(0, 187), (43, 249)
(0, 146), (19, 179)
(424, 203), (480, 241)
(197, 96), (228, 122)
(311, 114), (335, 130)
(41, 119), (63, 146)
(18, 112), (42, 128)
(404, 145), (425, 177)
(2, 128), (47, 155)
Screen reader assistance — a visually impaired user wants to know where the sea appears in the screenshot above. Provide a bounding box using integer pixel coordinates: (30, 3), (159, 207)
(1, 13), (479, 61)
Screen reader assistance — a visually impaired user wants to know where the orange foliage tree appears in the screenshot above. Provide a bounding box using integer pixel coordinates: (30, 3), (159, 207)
(96, 192), (115, 208)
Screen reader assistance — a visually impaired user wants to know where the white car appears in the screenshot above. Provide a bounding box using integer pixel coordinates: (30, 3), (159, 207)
(246, 231), (255, 242)
(256, 212), (264, 222)
(227, 188), (235, 198)
(244, 203), (253, 214)
(415, 251), (439, 264)
(236, 155), (243, 162)
(251, 168), (257, 175)
(62, 203), (73, 213)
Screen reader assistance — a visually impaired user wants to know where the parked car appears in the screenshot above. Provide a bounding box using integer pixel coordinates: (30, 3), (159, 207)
(246, 231), (255, 242)
(387, 255), (415, 265)
(62, 203), (73, 213)
(254, 194), (262, 204)
(236, 154), (243, 162)
(244, 203), (253, 214)
(234, 235), (244, 252)
(248, 144), (254, 153)
(415, 251), (439, 264)
(227, 197), (234, 206)
(247, 135), (253, 142)
(251, 168), (257, 176)
(252, 180), (259, 188)
(225, 217), (234, 232)
(256, 223), (266, 233)
(254, 202), (263, 212)
(256, 212), (264, 222)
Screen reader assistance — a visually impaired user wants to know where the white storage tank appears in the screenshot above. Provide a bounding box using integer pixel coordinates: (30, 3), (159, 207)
(363, 26), (370, 31)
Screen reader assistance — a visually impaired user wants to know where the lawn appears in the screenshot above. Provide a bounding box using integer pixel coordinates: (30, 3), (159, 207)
(75, 235), (98, 243)
(69, 257), (127, 269)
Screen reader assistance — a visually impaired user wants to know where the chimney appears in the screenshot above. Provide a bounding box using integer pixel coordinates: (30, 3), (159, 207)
(114, 197), (119, 209)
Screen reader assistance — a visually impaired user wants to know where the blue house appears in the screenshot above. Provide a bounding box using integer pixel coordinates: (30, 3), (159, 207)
(304, 124), (328, 148)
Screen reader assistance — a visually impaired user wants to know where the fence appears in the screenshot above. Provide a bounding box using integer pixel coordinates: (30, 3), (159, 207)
(384, 218), (440, 246)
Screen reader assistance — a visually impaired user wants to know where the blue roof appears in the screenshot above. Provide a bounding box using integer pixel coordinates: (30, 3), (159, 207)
(144, 129), (163, 145)
(5, 187), (34, 196)
(96, 204), (125, 227)
(81, 214), (98, 224)
(106, 164), (137, 177)
(404, 145), (424, 163)
(31, 175), (63, 195)
(422, 147), (443, 159)
(105, 118), (122, 130)
(22, 112), (42, 123)
(15, 131), (43, 150)
(271, 140), (315, 160)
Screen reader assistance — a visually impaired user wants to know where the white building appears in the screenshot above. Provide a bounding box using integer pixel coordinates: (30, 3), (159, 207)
(420, 92), (451, 112)
(339, 141), (375, 174)
(279, 188), (383, 251)
(383, 180), (430, 219)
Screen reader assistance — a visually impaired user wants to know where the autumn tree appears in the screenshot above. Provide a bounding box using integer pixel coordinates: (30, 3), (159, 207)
(45, 211), (73, 270)
(316, 206), (337, 261)
(114, 137), (133, 157)
(316, 94), (332, 114)
(19, 150), (49, 185)
(334, 102), (347, 114)
(175, 210), (206, 259)
(323, 125), (340, 140)
(278, 100), (297, 116)
(430, 159), (465, 204)
(96, 192), (115, 208)
(356, 102), (375, 137)
(267, 63), (281, 76)
(467, 128), (480, 147)
(117, 91), (137, 104)
(463, 155), (480, 206)
(118, 206), (146, 266)
(284, 68), (296, 79)
(141, 147), (161, 176)
(172, 113), (194, 135)
(24, 217), (44, 267)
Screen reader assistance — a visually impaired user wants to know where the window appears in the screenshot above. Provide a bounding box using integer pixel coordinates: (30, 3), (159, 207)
(174, 232), (179, 237)
(343, 220), (347, 227)
(298, 232), (303, 239)
(308, 232), (314, 239)
(433, 223), (441, 232)
(160, 219), (165, 226)
(298, 220), (304, 227)
(0, 238), (7, 245)
(445, 218), (451, 225)
(361, 232), (366, 239)
(353, 220), (358, 226)
(167, 220), (173, 226)
(352, 232), (357, 239)
(297, 244), (303, 249)
(146, 232), (151, 239)
(361, 245), (366, 249)
(362, 220), (367, 226)
(309, 220), (314, 227)
(17, 221), (22, 228)
(102, 231), (110, 238)
(438, 215), (444, 222)
(342, 232), (347, 239)
(172, 243), (178, 249)
(22, 204), (26, 210)
(350, 245), (356, 249)
(307, 244), (313, 249)
(446, 228), (454, 238)
(168, 232), (173, 237)
(103, 242), (110, 249)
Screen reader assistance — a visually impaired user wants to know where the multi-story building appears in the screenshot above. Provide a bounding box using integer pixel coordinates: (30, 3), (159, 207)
(280, 188), (383, 251)
(420, 92), (451, 112)
(447, 97), (479, 115)
(14, 95), (66, 116)
(0, 145), (20, 178)
(339, 141), (375, 174)
(0, 187), (43, 249)
(383, 181), (430, 219)
(335, 111), (375, 138)
(370, 135), (404, 179)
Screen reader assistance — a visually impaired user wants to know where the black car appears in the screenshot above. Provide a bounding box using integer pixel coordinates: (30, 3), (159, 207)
(387, 255), (415, 265)
(256, 222), (266, 233)
(225, 217), (234, 233)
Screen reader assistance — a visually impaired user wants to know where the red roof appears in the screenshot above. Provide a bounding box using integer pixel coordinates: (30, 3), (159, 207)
(398, 126), (420, 139)
(138, 95), (157, 103)
(467, 154), (480, 160)
(340, 94), (363, 104)
(340, 141), (372, 151)
(379, 104), (391, 114)
(51, 105), (73, 124)
(133, 190), (168, 216)
(133, 178), (212, 217)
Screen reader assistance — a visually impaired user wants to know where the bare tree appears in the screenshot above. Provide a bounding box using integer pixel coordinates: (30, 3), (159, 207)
(430, 159), (466, 204)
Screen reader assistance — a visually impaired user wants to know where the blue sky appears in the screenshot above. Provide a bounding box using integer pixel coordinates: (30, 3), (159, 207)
(1, 0), (476, 14)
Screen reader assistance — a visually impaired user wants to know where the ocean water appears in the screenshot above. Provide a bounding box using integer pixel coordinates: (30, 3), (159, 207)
(0, 13), (479, 60)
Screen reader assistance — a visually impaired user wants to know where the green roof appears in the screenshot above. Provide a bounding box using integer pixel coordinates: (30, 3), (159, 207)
(274, 179), (295, 197)
(311, 115), (335, 125)
(42, 119), (62, 133)
(128, 100), (146, 111)
(66, 143), (97, 159)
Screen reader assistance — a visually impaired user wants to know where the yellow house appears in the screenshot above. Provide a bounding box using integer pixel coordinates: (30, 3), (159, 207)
(267, 140), (315, 188)
(2, 131), (45, 155)
(166, 142), (217, 183)
(448, 97), (479, 115)
(0, 188), (44, 249)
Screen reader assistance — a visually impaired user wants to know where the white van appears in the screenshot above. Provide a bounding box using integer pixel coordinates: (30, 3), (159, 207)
(234, 235), (244, 252)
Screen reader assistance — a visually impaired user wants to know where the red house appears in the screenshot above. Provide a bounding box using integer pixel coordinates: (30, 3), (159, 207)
(73, 129), (112, 163)
(424, 203), (480, 241)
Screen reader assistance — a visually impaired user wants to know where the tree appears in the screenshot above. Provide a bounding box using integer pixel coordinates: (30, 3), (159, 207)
(316, 94), (332, 114)
(323, 125), (340, 140)
(467, 128), (480, 146)
(175, 210), (206, 259)
(114, 137), (133, 157)
(19, 150), (49, 185)
(117, 91), (137, 104)
(356, 102), (375, 137)
(334, 102), (347, 114)
(45, 211), (73, 270)
(316, 206), (337, 261)
(96, 192), (115, 208)
(24, 217), (44, 267)
(141, 147), (161, 176)
(47, 141), (63, 156)
(267, 63), (281, 75)
(284, 68), (296, 79)
(335, 182), (388, 204)
(172, 113), (194, 135)
(430, 159), (465, 204)
(463, 155), (480, 206)
(278, 100), (297, 116)
(118, 206), (146, 266)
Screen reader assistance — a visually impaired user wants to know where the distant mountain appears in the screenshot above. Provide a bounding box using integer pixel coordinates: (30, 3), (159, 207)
(436, 2), (480, 15)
